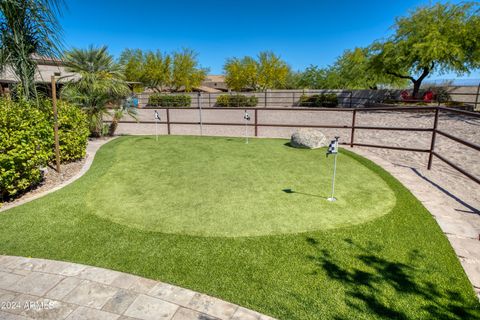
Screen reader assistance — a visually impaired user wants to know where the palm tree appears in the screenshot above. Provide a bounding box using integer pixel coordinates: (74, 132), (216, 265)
(61, 46), (130, 136)
(108, 98), (138, 136)
(0, 0), (64, 99)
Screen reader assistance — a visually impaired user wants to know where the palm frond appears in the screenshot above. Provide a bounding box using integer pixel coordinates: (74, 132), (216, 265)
(0, 0), (65, 99)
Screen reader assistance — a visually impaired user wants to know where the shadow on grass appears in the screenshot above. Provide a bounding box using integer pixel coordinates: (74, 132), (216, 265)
(305, 237), (479, 320)
(282, 188), (327, 199)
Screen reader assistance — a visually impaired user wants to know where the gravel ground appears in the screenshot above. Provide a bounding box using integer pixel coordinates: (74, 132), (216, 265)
(117, 108), (480, 211)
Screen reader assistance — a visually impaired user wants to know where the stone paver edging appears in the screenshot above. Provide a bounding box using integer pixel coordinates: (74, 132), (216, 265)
(345, 146), (480, 299)
(0, 138), (115, 213)
(0, 255), (276, 320)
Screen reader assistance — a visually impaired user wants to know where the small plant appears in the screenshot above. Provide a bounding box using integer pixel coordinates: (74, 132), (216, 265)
(299, 94), (339, 107)
(109, 100), (138, 136)
(215, 94), (258, 107)
(432, 87), (451, 103)
(148, 94), (192, 107)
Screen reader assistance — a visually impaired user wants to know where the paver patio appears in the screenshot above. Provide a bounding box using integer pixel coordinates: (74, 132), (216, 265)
(0, 256), (276, 320)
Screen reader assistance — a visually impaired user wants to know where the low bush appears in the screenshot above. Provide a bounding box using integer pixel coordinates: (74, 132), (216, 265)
(299, 93), (339, 107)
(432, 88), (452, 103)
(0, 99), (53, 200)
(39, 100), (90, 162)
(215, 94), (258, 107)
(148, 94), (191, 107)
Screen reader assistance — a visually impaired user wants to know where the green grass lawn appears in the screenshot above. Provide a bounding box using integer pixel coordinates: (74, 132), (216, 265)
(88, 136), (395, 236)
(0, 136), (478, 319)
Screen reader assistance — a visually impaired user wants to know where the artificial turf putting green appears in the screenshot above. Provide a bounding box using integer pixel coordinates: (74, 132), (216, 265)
(87, 136), (395, 237)
(0, 136), (479, 319)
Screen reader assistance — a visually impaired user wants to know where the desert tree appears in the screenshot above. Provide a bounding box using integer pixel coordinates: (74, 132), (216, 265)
(170, 48), (208, 92)
(369, 2), (480, 98)
(119, 48), (207, 92)
(224, 51), (289, 91)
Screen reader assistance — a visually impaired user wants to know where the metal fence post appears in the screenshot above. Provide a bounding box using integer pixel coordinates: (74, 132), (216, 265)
(254, 109), (258, 137)
(166, 108), (171, 135)
(264, 91), (267, 108)
(198, 93), (203, 136)
(349, 91), (353, 108)
(292, 91), (295, 107)
(427, 108), (439, 169)
(350, 109), (356, 147)
(475, 81), (480, 111)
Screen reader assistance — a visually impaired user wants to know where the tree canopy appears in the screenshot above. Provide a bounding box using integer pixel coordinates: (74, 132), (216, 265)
(369, 2), (480, 97)
(119, 48), (208, 92)
(333, 48), (406, 89)
(224, 51), (290, 91)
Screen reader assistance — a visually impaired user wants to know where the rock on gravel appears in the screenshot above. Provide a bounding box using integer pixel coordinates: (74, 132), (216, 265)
(290, 129), (327, 149)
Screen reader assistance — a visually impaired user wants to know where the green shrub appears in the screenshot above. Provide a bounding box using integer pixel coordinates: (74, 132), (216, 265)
(39, 100), (90, 162)
(0, 99), (53, 200)
(148, 94), (192, 107)
(433, 88), (451, 103)
(299, 93), (339, 107)
(215, 94), (258, 107)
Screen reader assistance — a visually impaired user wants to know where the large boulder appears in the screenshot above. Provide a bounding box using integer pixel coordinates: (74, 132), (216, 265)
(290, 129), (327, 149)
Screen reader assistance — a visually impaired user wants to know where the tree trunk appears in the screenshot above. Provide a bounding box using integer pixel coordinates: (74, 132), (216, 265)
(411, 66), (431, 99)
(412, 80), (421, 99)
(386, 63), (433, 99)
(108, 119), (118, 136)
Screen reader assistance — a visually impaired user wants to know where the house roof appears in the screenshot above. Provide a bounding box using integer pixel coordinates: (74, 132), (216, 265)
(0, 55), (78, 84)
(204, 75), (225, 83)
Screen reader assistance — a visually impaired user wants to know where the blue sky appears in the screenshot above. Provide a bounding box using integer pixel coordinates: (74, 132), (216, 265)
(60, 0), (479, 80)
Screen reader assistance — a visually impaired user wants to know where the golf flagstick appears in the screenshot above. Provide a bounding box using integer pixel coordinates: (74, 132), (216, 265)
(326, 136), (340, 202)
(154, 110), (160, 141)
(244, 110), (251, 144)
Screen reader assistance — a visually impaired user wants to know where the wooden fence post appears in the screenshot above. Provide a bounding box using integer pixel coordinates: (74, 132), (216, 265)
(474, 81), (480, 111)
(427, 108), (439, 169)
(51, 75), (61, 173)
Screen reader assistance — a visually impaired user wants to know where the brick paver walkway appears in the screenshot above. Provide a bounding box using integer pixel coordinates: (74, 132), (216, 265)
(0, 256), (275, 320)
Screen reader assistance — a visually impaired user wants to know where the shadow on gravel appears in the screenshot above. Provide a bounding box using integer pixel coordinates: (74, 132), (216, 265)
(305, 237), (480, 320)
(410, 168), (479, 215)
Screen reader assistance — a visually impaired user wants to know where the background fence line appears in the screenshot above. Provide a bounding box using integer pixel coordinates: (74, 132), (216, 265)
(137, 85), (480, 111)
